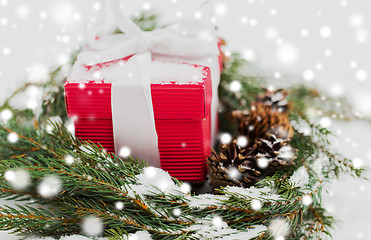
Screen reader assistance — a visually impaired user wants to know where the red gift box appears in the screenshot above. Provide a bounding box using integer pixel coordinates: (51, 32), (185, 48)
(65, 57), (213, 182)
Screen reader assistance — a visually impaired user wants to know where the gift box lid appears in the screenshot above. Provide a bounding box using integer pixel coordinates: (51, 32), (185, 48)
(65, 56), (212, 120)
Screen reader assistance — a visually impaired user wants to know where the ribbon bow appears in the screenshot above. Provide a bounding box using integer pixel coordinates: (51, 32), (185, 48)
(71, 0), (220, 167)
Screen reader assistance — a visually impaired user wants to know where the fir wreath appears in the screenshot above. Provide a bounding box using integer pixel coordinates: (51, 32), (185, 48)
(0, 13), (367, 240)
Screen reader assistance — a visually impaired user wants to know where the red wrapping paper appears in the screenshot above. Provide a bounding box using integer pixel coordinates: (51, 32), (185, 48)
(65, 60), (212, 182)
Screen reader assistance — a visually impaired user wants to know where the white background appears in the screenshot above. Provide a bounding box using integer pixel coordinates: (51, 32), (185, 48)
(0, 0), (370, 239)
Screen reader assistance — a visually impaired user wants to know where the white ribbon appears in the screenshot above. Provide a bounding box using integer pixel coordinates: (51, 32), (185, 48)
(72, 0), (220, 167)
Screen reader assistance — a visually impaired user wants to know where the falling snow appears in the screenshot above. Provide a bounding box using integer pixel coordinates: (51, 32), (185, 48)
(65, 155), (75, 165)
(118, 146), (131, 158)
(302, 195), (313, 206)
(356, 69), (368, 81)
(269, 217), (290, 239)
(81, 215), (104, 237)
(229, 80), (242, 92)
(219, 132), (232, 144)
(251, 199), (262, 210)
(276, 43), (298, 65)
(0, 109), (12, 123)
(303, 69), (315, 81)
(4, 169), (31, 191)
(37, 175), (63, 198)
(7, 132), (18, 143)
(320, 26), (332, 39)
(115, 201), (125, 210)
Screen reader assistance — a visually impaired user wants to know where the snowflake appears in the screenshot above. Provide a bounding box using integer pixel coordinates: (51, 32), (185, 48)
(276, 43), (298, 65)
(65, 155), (75, 165)
(81, 215), (104, 237)
(219, 133), (232, 144)
(349, 14), (363, 28)
(172, 208), (181, 217)
(228, 167), (241, 180)
(212, 216), (223, 228)
(37, 175), (63, 198)
(302, 195), (313, 206)
(236, 136), (248, 148)
(355, 69), (368, 81)
(214, 3), (227, 17)
(303, 69), (315, 81)
(269, 217), (290, 239)
(352, 158), (363, 169)
(320, 117), (331, 128)
(2, 47), (11, 56)
(180, 183), (191, 194)
(115, 201), (124, 210)
(251, 199), (262, 210)
(0, 109), (13, 123)
(118, 146), (131, 158)
(7, 132), (18, 143)
(229, 80), (242, 92)
(16, 4), (30, 18)
(320, 26), (332, 39)
(257, 157), (269, 169)
(4, 169), (31, 190)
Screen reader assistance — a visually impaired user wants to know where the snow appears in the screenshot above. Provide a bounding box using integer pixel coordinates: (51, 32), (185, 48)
(224, 186), (281, 201)
(187, 194), (229, 209)
(268, 217), (289, 239)
(179, 182), (191, 194)
(27, 63), (49, 83)
(228, 167), (241, 180)
(2, 47), (11, 56)
(69, 59), (206, 85)
(15, 4), (30, 18)
(290, 166), (309, 188)
(229, 80), (242, 92)
(81, 215), (104, 237)
(4, 169), (31, 191)
(355, 69), (368, 81)
(65, 155), (75, 165)
(214, 3), (227, 17)
(257, 157), (269, 168)
(219, 132), (232, 144)
(352, 157), (363, 169)
(319, 26), (332, 39)
(302, 69), (315, 81)
(126, 167), (179, 201)
(276, 43), (298, 65)
(26, 235), (108, 240)
(320, 117), (332, 128)
(302, 195), (313, 206)
(125, 231), (152, 240)
(0, 109), (12, 123)
(118, 146), (131, 158)
(187, 218), (267, 239)
(172, 208), (181, 217)
(26, 98), (38, 110)
(37, 175), (63, 198)
(7, 132), (18, 143)
(114, 201), (124, 210)
(250, 199), (262, 210)
(236, 136), (248, 148)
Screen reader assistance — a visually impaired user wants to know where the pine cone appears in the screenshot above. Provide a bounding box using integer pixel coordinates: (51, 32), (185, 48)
(256, 88), (291, 113)
(207, 140), (262, 189)
(208, 135), (296, 189)
(247, 134), (296, 175)
(232, 103), (294, 147)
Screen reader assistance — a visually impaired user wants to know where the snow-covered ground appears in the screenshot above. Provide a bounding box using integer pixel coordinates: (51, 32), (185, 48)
(1, 0), (370, 239)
